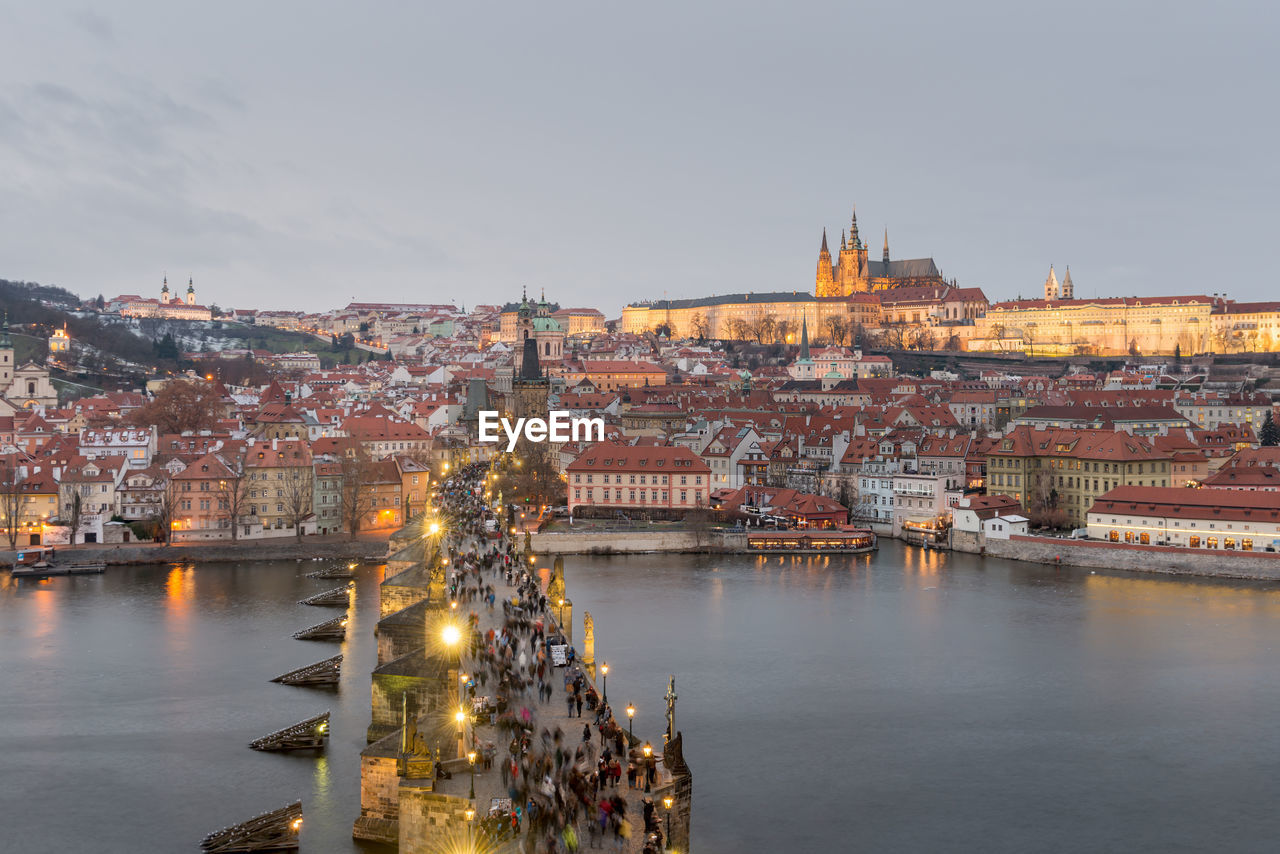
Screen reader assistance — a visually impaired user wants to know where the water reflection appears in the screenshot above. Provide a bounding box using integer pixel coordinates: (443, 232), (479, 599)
(5, 551), (1280, 854)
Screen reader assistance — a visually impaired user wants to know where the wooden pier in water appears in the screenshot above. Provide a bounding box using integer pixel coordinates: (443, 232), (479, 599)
(271, 654), (343, 687)
(298, 584), (352, 607)
(292, 615), (347, 641)
(249, 712), (330, 752)
(201, 800), (302, 852)
(306, 564), (356, 580)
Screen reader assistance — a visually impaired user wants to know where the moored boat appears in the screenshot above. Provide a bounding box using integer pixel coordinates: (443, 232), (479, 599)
(746, 527), (877, 554)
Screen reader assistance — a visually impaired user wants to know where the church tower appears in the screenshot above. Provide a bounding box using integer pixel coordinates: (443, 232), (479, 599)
(512, 318), (550, 420)
(836, 208), (868, 294)
(161, 276), (171, 304)
(815, 229), (836, 297)
(1060, 266), (1074, 300)
(186, 278), (196, 306)
(0, 311), (12, 392)
(1044, 265), (1060, 301)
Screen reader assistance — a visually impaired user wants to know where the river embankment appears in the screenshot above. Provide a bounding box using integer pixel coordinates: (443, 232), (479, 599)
(2, 536), (388, 567)
(533, 527), (1280, 583)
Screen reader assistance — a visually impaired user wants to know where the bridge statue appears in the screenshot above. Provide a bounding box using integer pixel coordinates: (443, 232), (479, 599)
(664, 675), (677, 746)
(582, 611), (595, 666)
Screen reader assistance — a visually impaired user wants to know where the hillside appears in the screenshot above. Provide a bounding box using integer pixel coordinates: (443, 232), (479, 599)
(0, 278), (376, 396)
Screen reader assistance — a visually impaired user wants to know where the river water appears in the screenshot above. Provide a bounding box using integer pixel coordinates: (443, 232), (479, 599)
(4, 545), (1280, 853)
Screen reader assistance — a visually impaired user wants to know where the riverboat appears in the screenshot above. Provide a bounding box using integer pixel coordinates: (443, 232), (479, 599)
(11, 561), (107, 578)
(746, 528), (877, 554)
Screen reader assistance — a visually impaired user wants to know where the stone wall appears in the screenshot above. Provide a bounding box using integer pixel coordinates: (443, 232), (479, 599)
(988, 535), (1280, 581)
(377, 601), (432, 667)
(1, 538), (386, 566)
(530, 530), (748, 554)
(368, 658), (455, 744)
(381, 566), (437, 618)
(951, 529), (983, 554)
(353, 748), (402, 843)
(398, 785), (472, 849)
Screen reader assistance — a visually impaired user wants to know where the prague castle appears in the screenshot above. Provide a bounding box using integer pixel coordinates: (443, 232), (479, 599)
(815, 208), (945, 296)
(622, 203), (956, 339)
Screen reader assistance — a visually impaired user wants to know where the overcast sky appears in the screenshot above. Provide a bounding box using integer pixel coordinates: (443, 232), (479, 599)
(1, 1), (1275, 316)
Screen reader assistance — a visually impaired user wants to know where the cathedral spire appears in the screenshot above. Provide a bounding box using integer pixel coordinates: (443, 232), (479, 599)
(820, 228), (828, 253)
(1044, 265), (1060, 301)
(1061, 266), (1074, 300)
(883, 228), (890, 265)
(840, 229), (847, 251)
(849, 206), (860, 248)
(799, 315), (810, 361)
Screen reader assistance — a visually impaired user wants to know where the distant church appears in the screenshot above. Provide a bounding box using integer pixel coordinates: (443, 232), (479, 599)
(0, 321), (58, 412)
(115, 276), (213, 321)
(1043, 264), (1075, 301)
(815, 207), (946, 297)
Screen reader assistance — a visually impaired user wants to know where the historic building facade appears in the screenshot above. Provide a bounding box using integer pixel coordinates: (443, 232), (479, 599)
(117, 277), (213, 321)
(815, 208), (946, 297)
(622, 203), (955, 341)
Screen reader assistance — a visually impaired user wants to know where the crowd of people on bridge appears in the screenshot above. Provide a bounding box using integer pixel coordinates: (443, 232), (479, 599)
(432, 461), (669, 853)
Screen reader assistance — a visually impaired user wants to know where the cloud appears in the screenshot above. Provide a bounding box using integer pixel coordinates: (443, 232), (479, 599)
(70, 8), (113, 44)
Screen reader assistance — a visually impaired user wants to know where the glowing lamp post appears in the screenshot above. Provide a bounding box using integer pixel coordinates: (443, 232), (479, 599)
(601, 662), (609, 702)
(663, 795), (673, 844)
(467, 749), (477, 800)
(626, 703), (635, 743)
(642, 742), (653, 792)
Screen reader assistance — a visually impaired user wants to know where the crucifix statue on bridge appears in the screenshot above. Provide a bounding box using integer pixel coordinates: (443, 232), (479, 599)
(664, 675), (677, 746)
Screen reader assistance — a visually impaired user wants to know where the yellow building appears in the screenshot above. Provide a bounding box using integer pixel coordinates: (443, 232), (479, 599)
(985, 426), (1172, 528)
(1212, 301), (1280, 352)
(621, 292), (880, 342)
(244, 439), (313, 531)
(974, 296), (1215, 356)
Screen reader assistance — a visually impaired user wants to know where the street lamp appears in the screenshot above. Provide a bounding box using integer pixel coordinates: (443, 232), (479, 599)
(441, 624), (461, 647)
(601, 663), (609, 702)
(455, 708), (467, 758)
(642, 742), (653, 792)
(626, 703), (635, 742)
(663, 795), (673, 845)
(467, 750), (477, 800)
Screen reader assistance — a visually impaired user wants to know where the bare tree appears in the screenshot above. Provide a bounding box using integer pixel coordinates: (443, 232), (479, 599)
(218, 456), (252, 542)
(154, 476), (180, 543)
(752, 313), (778, 344)
(0, 468), (32, 551)
(281, 465), (314, 541)
(340, 452), (376, 540)
(685, 498), (713, 553)
(690, 312), (709, 342)
(909, 327), (938, 351)
(883, 322), (908, 350)
(69, 492), (82, 546)
(987, 323), (1006, 351)
(824, 315), (849, 347)
(776, 319), (792, 347)
(725, 317), (751, 342)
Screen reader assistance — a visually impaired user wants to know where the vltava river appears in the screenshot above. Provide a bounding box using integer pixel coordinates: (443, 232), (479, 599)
(4, 544), (1280, 853)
